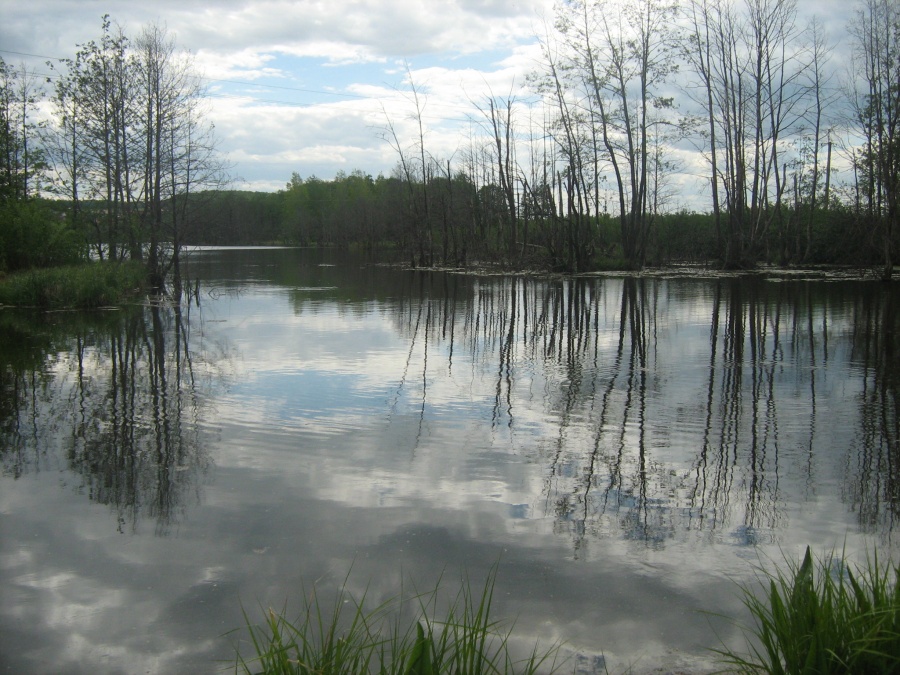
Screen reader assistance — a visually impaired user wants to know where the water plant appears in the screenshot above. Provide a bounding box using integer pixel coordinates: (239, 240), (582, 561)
(234, 565), (562, 675)
(716, 546), (900, 674)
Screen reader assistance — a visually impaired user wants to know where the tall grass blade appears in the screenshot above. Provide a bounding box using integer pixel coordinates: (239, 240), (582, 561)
(404, 622), (435, 675)
(235, 566), (563, 675)
(714, 547), (900, 675)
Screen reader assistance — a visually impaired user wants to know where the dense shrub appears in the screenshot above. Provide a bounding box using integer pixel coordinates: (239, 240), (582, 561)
(0, 200), (85, 272)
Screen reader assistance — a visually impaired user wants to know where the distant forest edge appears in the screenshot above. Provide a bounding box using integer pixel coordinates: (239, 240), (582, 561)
(34, 177), (880, 271)
(1, 0), (898, 283)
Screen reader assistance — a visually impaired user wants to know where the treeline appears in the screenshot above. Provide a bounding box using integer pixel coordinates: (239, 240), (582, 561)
(164, 172), (869, 268)
(2, 0), (898, 283)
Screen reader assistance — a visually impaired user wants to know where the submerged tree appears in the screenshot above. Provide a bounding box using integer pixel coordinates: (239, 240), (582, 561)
(535, 0), (680, 270)
(681, 0), (812, 268)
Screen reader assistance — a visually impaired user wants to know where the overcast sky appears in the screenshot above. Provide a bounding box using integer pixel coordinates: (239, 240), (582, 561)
(1, 0), (858, 200)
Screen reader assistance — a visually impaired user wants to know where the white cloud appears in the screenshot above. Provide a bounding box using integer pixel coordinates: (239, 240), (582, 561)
(0, 0), (865, 202)
(195, 47), (287, 81)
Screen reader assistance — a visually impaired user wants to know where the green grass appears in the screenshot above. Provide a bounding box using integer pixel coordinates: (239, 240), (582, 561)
(234, 566), (562, 675)
(0, 260), (146, 309)
(237, 551), (900, 675)
(716, 546), (900, 674)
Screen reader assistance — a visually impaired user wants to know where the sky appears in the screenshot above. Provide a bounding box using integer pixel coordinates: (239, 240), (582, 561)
(0, 0), (859, 201)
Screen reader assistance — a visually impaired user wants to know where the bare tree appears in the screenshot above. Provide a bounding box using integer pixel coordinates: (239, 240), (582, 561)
(682, 0), (809, 267)
(531, 19), (596, 272)
(0, 58), (48, 205)
(682, 0), (726, 254)
(474, 90), (522, 262)
(798, 17), (836, 262)
(379, 63), (435, 266)
(848, 0), (900, 279)
(134, 21), (226, 292)
(549, 0), (679, 268)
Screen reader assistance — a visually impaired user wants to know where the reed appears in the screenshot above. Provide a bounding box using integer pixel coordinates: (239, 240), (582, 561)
(234, 566), (562, 675)
(716, 546), (900, 674)
(0, 261), (146, 309)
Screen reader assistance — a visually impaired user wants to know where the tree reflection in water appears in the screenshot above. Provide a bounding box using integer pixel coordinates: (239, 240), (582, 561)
(849, 287), (900, 531)
(388, 273), (900, 551)
(2, 267), (897, 551)
(0, 302), (215, 535)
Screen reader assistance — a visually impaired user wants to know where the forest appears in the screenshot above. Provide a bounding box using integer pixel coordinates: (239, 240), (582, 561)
(166, 177), (865, 270)
(0, 0), (898, 284)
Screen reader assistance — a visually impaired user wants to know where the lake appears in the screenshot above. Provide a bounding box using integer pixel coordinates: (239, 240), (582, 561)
(1, 247), (898, 674)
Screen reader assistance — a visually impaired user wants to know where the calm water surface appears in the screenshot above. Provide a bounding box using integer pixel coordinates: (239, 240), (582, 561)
(1, 248), (898, 673)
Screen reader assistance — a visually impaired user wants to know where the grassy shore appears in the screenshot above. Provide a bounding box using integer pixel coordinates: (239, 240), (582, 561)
(0, 260), (147, 309)
(237, 550), (900, 675)
(716, 546), (900, 674)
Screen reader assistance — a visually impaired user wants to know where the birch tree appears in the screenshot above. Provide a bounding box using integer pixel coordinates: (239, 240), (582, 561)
(51, 16), (137, 260)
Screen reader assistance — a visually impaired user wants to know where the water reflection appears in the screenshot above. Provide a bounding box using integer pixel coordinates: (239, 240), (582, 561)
(2, 250), (899, 674)
(0, 303), (214, 534)
(848, 288), (900, 531)
(380, 272), (900, 550)
(3, 264), (896, 548)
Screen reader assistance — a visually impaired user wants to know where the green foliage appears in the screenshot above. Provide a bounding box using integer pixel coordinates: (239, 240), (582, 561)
(183, 190), (285, 246)
(649, 211), (719, 264)
(716, 547), (900, 674)
(180, 178), (886, 273)
(802, 207), (873, 266)
(0, 260), (146, 309)
(0, 199), (85, 272)
(235, 566), (562, 675)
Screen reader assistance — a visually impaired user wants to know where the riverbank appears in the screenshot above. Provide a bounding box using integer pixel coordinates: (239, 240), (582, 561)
(0, 260), (147, 309)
